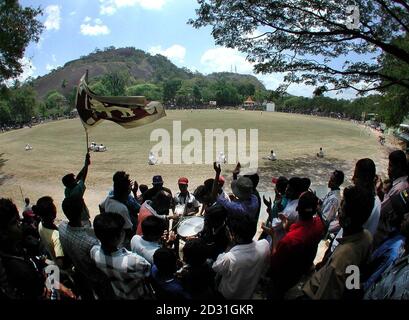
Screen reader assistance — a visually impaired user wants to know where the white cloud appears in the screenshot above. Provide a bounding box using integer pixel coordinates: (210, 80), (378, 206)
(70, 11), (77, 16)
(46, 64), (56, 71)
(44, 5), (61, 31)
(200, 47), (254, 74)
(99, 0), (169, 15)
(80, 17), (110, 36)
(7, 58), (37, 84)
(149, 44), (186, 63)
(52, 54), (57, 62)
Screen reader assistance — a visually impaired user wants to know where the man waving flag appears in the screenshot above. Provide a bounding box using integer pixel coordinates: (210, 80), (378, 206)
(75, 72), (166, 129)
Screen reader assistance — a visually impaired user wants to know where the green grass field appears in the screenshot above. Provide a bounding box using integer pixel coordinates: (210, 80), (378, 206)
(0, 110), (387, 218)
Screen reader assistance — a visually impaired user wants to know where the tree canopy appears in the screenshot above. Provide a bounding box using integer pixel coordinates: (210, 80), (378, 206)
(0, 0), (43, 82)
(189, 0), (409, 94)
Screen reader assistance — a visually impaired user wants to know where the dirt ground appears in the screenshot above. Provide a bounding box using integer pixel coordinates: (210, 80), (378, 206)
(0, 110), (394, 222)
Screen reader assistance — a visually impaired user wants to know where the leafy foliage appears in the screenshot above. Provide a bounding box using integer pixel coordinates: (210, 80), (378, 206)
(0, 0), (43, 82)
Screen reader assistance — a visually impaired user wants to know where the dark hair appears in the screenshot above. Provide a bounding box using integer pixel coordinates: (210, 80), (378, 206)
(204, 204), (227, 229)
(0, 198), (19, 231)
(62, 173), (75, 188)
(389, 150), (408, 176)
(301, 178), (311, 192)
(297, 191), (318, 220)
(333, 170), (345, 187)
(183, 238), (207, 267)
(342, 185), (374, 229)
(227, 214), (256, 243)
(152, 191), (172, 211)
(24, 198), (30, 205)
(276, 176), (288, 194)
(287, 177), (304, 198)
(203, 179), (215, 192)
(113, 171), (130, 199)
(354, 158), (376, 192)
(142, 216), (166, 242)
(32, 196), (56, 221)
(62, 196), (84, 222)
(139, 184), (148, 194)
(93, 213), (125, 245)
(153, 247), (177, 275)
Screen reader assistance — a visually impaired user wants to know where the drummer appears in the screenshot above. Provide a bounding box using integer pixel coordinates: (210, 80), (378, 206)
(173, 177), (200, 216)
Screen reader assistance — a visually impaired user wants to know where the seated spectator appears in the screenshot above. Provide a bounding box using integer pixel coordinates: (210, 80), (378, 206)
(142, 175), (173, 202)
(33, 196), (65, 268)
(321, 170), (344, 233)
(60, 196), (113, 299)
(212, 214), (270, 299)
(91, 213), (151, 300)
(317, 147), (324, 158)
(173, 177), (200, 216)
(268, 191), (324, 299)
(301, 178), (311, 192)
(151, 248), (190, 300)
(374, 150), (409, 248)
(329, 159), (381, 253)
(302, 186), (374, 299)
(136, 191), (175, 236)
(270, 177), (289, 221)
(364, 213), (409, 299)
(268, 150), (277, 161)
(131, 216), (167, 264)
(99, 171), (134, 244)
(362, 188), (409, 291)
(62, 153), (91, 227)
(281, 177), (305, 224)
(0, 198), (45, 299)
(178, 238), (215, 299)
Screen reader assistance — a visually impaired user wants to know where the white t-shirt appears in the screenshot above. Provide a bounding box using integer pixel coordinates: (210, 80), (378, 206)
(100, 197), (133, 230)
(130, 235), (161, 265)
(281, 199), (299, 223)
(212, 239), (270, 299)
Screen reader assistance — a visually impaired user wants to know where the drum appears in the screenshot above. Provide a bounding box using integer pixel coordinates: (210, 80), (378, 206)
(177, 216), (205, 238)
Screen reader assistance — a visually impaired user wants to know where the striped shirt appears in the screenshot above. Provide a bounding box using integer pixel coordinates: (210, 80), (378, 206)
(90, 245), (151, 299)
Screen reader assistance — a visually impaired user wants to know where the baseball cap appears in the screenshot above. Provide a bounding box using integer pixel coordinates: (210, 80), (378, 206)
(178, 177), (189, 185)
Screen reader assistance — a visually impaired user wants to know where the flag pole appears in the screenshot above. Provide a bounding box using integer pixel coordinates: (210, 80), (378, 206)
(85, 127), (89, 153)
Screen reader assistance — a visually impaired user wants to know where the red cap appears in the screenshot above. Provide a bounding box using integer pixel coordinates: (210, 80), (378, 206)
(178, 177), (189, 185)
(272, 177), (278, 184)
(218, 175), (225, 186)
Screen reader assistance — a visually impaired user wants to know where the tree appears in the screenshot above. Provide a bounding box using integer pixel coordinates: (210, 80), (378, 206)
(0, 100), (11, 124)
(45, 90), (69, 115)
(8, 86), (37, 122)
(101, 71), (128, 96)
(163, 79), (182, 104)
(0, 1), (43, 82)
(189, 0), (409, 94)
(125, 83), (162, 101)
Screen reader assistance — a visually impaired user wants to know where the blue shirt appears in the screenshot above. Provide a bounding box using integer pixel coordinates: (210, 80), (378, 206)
(363, 234), (406, 291)
(151, 265), (191, 299)
(108, 190), (141, 213)
(216, 194), (259, 221)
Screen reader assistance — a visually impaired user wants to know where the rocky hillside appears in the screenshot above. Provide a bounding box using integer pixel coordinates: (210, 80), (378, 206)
(31, 47), (266, 99)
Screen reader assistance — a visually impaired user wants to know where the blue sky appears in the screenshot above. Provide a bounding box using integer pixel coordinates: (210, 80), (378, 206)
(19, 0), (362, 99)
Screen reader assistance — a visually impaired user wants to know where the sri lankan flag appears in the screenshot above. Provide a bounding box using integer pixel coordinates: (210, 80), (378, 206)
(75, 73), (166, 129)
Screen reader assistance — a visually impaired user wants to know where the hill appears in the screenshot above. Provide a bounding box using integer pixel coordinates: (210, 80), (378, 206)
(31, 47), (266, 99)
